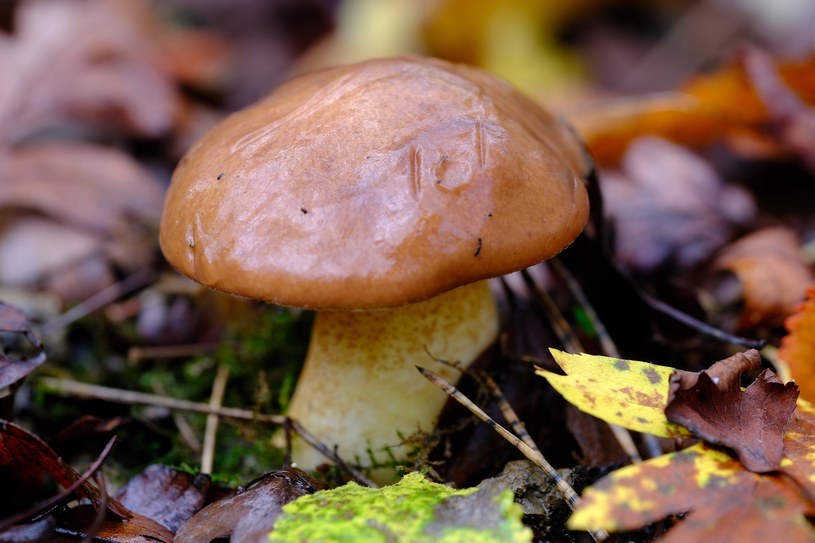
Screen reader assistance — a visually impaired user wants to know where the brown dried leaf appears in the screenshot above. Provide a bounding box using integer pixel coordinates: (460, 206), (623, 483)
(601, 136), (756, 271)
(175, 469), (321, 543)
(714, 227), (814, 329)
(0, 142), (163, 301)
(666, 350), (799, 472)
(0, 142), (164, 233)
(0, 0), (178, 142)
(779, 286), (815, 402)
(116, 465), (211, 533)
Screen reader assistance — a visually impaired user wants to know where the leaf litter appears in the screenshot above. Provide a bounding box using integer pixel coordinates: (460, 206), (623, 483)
(2, 1), (815, 542)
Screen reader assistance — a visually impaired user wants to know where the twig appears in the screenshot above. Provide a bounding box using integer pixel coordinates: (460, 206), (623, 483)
(128, 343), (217, 364)
(83, 472), (109, 543)
(550, 258), (663, 459)
(201, 363), (230, 474)
(637, 287), (765, 349)
(0, 436), (118, 532)
(417, 366), (607, 542)
(478, 372), (539, 454)
(518, 269), (643, 463)
(549, 259), (620, 359)
(288, 419), (378, 488)
(38, 377), (286, 425)
(42, 269), (154, 333)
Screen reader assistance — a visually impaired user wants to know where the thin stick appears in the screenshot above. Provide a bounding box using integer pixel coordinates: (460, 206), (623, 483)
(288, 419), (378, 488)
(201, 363), (230, 474)
(42, 268), (154, 332)
(518, 269), (643, 463)
(550, 259), (663, 459)
(639, 288), (765, 349)
(549, 259), (620, 359)
(0, 436), (118, 532)
(38, 377), (286, 425)
(128, 343), (217, 364)
(417, 366), (608, 542)
(478, 372), (539, 454)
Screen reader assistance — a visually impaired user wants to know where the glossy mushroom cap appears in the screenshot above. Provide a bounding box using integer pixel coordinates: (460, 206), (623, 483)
(160, 56), (590, 309)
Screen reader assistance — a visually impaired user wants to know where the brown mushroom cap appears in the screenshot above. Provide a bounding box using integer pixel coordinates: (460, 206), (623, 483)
(160, 56), (590, 309)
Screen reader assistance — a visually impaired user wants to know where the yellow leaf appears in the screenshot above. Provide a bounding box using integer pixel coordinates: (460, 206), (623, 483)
(537, 349), (691, 438)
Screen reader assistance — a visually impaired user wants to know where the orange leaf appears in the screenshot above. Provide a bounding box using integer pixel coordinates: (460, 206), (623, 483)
(780, 287), (815, 402)
(714, 227), (814, 329)
(572, 51), (815, 166)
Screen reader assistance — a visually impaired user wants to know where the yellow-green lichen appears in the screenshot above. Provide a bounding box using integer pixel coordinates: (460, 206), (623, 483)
(268, 472), (532, 542)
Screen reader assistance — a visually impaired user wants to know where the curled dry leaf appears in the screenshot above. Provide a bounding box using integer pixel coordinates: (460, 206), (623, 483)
(601, 136), (756, 271)
(175, 468), (321, 543)
(0, 0), (178, 143)
(713, 226), (814, 329)
(666, 350), (799, 472)
(779, 286), (815, 402)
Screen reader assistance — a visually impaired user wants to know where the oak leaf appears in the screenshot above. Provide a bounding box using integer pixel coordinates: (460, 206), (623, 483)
(666, 350), (799, 472)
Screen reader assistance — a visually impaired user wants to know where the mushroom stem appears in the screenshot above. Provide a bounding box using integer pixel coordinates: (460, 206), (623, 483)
(287, 280), (499, 482)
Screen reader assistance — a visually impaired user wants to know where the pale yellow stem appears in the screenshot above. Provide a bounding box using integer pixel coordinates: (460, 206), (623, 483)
(288, 280), (499, 483)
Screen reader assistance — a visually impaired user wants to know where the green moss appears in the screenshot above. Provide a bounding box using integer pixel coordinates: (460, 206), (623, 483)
(269, 472), (532, 542)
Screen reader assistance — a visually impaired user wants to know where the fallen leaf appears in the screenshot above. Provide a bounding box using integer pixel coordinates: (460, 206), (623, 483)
(0, 141), (164, 302)
(779, 286), (815, 401)
(0, 142), (164, 235)
(780, 400), (815, 498)
(0, 420), (116, 516)
(0, 0), (178, 143)
(542, 349), (815, 540)
(666, 350), (799, 472)
(571, 51), (815, 166)
(0, 301), (45, 389)
(568, 443), (815, 543)
(538, 349), (692, 438)
(743, 48), (815, 172)
(714, 227), (814, 329)
(175, 468), (320, 543)
(601, 136), (756, 271)
(116, 464), (211, 533)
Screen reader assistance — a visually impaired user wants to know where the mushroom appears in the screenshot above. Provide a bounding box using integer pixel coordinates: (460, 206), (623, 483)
(160, 56), (590, 481)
